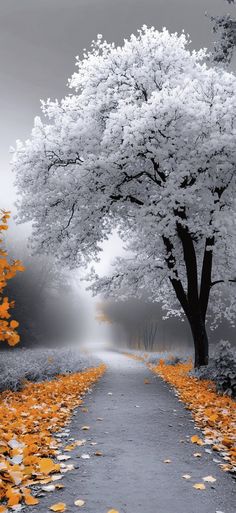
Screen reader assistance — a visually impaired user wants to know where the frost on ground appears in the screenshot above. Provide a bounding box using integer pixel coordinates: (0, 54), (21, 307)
(0, 347), (100, 392)
(121, 348), (191, 365)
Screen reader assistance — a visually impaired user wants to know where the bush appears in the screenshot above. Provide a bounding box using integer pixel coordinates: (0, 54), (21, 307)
(195, 341), (236, 398)
(0, 347), (100, 392)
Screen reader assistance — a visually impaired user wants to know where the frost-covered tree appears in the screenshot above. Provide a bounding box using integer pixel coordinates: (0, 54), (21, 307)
(13, 27), (236, 367)
(209, 0), (236, 64)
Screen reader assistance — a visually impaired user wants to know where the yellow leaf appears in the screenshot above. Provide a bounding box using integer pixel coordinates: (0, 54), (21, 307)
(107, 510), (119, 513)
(74, 499), (85, 506)
(0, 506), (7, 513)
(193, 483), (206, 490)
(50, 503), (67, 512)
(81, 426), (90, 430)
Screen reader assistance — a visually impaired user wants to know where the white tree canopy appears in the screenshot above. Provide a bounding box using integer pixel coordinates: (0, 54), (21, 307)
(13, 26), (236, 333)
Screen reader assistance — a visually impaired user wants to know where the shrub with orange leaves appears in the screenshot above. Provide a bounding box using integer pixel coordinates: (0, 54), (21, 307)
(0, 210), (24, 346)
(0, 364), (106, 508)
(150, 360), (236, 472)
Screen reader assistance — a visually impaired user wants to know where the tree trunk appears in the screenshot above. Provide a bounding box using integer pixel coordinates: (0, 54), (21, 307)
(189, 316), (209, 368)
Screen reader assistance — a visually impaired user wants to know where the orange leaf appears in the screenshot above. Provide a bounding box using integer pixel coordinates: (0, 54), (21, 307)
(50, 503), (67, 512)
(38, 457), (59, 474)
(25, 494), (40, 505)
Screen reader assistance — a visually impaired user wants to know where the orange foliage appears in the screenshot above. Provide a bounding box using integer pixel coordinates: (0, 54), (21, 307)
(0, 365), (106, 507)
(151, 361), (236, 472)
(0, 211), (24, 346)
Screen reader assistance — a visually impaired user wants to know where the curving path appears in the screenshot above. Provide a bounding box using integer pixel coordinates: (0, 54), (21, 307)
(30, 351), (235, 513)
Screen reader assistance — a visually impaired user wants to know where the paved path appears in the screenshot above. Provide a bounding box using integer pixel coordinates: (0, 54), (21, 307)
(32, 351), (235, 513)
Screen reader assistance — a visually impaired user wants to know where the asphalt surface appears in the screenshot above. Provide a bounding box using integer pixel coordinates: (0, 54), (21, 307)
(29, 351), (235, 513)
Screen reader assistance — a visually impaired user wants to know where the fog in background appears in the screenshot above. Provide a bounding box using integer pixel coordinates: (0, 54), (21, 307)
(0, 0), (235, 351)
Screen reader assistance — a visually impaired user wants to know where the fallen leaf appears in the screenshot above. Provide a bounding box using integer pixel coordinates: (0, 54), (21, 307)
(60, 464), (74, 472)
(24, 495), (39, 505)
(64, 444), (76, 452)
(94, 451), (103, 456)
(0, 364), (106, 507)
(50, 503), (67, 512)
(163, 459), (171, 463)
(193, 453), (202, 458)
(80, 454), (90, 459)
(41, 485), (56, 492)
(51, 474), (63, 481)
(202, 475), (216, 483)
(191, 435), (204, 446)
(193, 483), (206, 490)
(144, 379), (150, 384)
(38, 458), (58, 475)
(182, 474), (191, 479)
(75, 440), (86, 447)
(74, 500), (85, 507)
(7, 490), (21, 507)
(107, 510), (119, 513)
(81, 426), (90, 431)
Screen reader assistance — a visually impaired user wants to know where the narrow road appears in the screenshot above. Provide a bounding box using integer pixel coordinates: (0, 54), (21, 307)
(32, 351), (235, 513)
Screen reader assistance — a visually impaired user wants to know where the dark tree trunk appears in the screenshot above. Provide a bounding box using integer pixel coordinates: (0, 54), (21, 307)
(163, 228), (211, 369)
(189, 315), (209, 367)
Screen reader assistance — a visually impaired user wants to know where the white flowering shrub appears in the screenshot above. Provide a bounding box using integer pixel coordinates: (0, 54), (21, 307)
(194, 341), (236, 398)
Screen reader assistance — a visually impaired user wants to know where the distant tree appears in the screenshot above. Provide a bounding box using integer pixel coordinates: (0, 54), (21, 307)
(5, 239), (85, 347)
(96, 300), (158, 350)
(0, 211), (24, 346)
(96, 297), (192, 352)
(209, 0), (236, 64)
(13, 28), (236, 366)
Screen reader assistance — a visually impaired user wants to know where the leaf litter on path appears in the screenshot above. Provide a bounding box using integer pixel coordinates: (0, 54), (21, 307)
(0, 365), (105, 508)
(150, 361), (236, 473)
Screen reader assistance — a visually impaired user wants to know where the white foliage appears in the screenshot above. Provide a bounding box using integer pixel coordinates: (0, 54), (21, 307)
(0, 348), (99, 392)
(12, 26), (236, 326)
